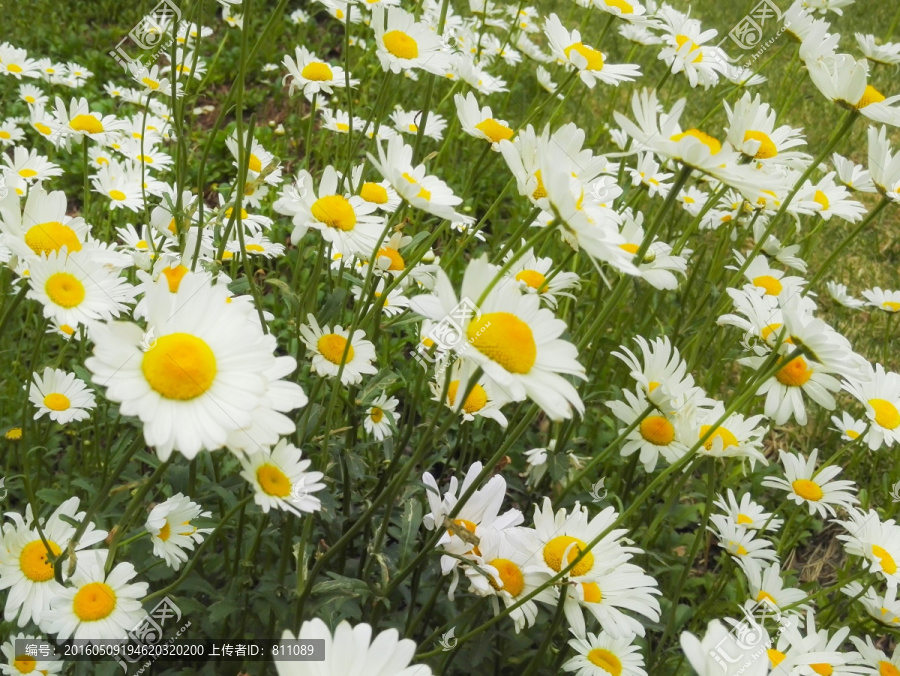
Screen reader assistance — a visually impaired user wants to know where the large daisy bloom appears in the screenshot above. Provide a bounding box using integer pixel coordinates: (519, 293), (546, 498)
(85, 273), (306, 460)
(26, 249), (135, 328)
(371, 6), (451, 76)
(455, 92), (515, 150)
(0, 633), (63, 675)
(842, 362), (900, 450)
(369, 135), (471, 224)
(0, 186), (90, 261)
(43, 551), (148, 642)
(563, 630), (648, 676)
(299, 313), (378, 385)
(0, 498), (107, 628)
(835, 509), (900, 586)
(145, 493), (212, 571)
(545, 14), (641, 88)
(282, 46), (357, 101)
(410, 255), (586, 420)
(273, 166), (385, 255)
(276, 619), (432, 675)
(28, 367), (96, 423)
(762, 449), (858, 518)
(51, 96), (126, 145)
(239, 438), (325, 517)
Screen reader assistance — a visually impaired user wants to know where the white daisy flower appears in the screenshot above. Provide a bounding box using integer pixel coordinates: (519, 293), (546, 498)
(299, 313), (378, 385)
(762, 449), (858, 517)
(145, 493), (212, 571)
(28, 367), (95, 424)
(240, 439), (325, 517)
(363, 392), (399, 441)
(43, 550), (148, 642)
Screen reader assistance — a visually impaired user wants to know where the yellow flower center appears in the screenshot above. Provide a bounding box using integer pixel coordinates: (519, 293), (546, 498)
(675, 35), (703, 62)
(810, 665), (833, 676)
(377, 247), (405, 270)
(12, 655), (36, 673)
(587, 649), (622, 675)
(792, 478), (824, 501)
(620, 242), (640, 255)
(24, 222), (82, 256)
(737, 513), (754, 525)
(73, 582), (117, 621)
(158, 522), (171, 541)
(582, 582), (603, 603)
(141, 333), (217, 400)
(155, 265), (187, 294)
(335, 122), (350, 132)
(109, 189), (127, 201)
(0, 130), (9, 139)
(69, 114), (104, 134)
(488, 558), (525, 596)
(543, 535), (594, 576)
(639, 415), (675, 446)
(7, 63), (23, 73)
(142, 77), (160, 90)
(768, 649), (787, 667)
(564, 42), (604, 70)
(43, 393), (71, 411)
(19, 539), (61, 581)
(879, 662), (900, 676)
(311, 195), (357, 231)
(370, 407), (384, 423)
(753, 274), (783, 296)
(383, 30), (419, 59)
(775, 355), (812, 387)
(671, 129), (720, 154)
(756, 590), (776, 605)
(474, 118), (514, 143)
(248, 153), (262, 172)
(873, 544), (898, 575)
(19, 168), (38, 178)
(532, 170), (547, 200)
(515, 269), (548, 292)
(5, 427), (23, 440)
(301, 62), (333, 81)
(447, 380), (489, 414)
(45, 272), (85, 308)
(225, 207), (249, 221)
(34, 122), (52, 136)
(700, 425), (739, 451)
(869, 399), (900, 430)
(883, 301), (900, 312)
(256, 464), (291, 497)
(857, 85), (886, 109)
(743, 130), (778, 159)
(136, 155), (153, 164)
(361, 182), (389, 204)
(318, 333), (354, 365)
(604, 0), (634, 13)
(760, 323), (784, 343)
(466, 312), (536, 374)
(813, 190), (830, 211)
